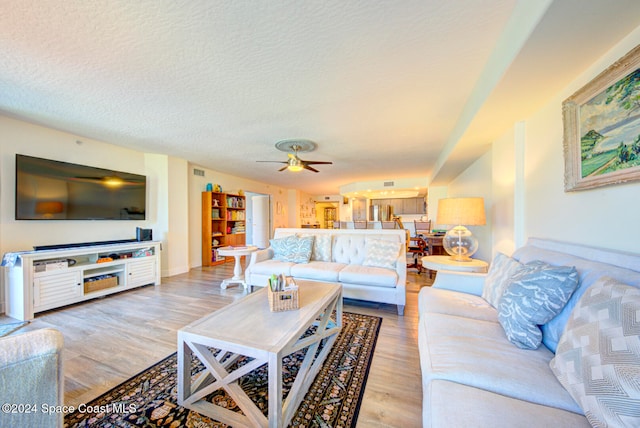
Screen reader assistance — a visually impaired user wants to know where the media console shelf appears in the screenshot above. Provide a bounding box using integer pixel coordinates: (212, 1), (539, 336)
(4, 241), (161, 321)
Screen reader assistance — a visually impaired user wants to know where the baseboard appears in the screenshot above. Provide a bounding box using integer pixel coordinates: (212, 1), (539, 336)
(163, 266), (190, 278)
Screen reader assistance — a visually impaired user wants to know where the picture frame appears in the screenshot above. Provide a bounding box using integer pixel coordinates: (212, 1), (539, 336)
(563, 44), (640, 191)
(276, 202), (282, 215)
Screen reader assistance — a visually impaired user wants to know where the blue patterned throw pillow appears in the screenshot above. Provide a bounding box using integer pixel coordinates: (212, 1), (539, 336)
(498, 260), (579, 349)
(270, 235), (314, 263)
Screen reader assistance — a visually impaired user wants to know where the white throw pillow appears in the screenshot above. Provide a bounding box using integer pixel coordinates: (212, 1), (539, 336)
(481, 252), (524, 308)
(298, 233), (332, 262)
(363, 238), (401, 270)
(550, 276), (640, 427)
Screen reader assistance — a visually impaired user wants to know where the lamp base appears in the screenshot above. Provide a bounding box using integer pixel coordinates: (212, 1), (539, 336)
(442, 225), (479, 262)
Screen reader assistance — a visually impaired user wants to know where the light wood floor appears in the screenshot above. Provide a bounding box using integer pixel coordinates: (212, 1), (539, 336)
(7, 263), (432, 427)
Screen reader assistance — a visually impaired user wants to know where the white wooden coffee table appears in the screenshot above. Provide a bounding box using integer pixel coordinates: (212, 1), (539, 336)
(177, 281), (343, 428)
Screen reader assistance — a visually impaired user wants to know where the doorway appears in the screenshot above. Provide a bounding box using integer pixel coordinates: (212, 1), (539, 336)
(314, 202), (339, 228)
(245, 192), (271, 248)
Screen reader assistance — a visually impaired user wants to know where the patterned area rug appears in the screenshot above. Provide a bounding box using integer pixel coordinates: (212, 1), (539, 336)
(65, 312), (381, 427)
(0, 321), (28, 337)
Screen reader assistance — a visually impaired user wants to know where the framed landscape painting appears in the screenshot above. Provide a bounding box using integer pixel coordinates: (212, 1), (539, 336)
(563, 44), (640, 191)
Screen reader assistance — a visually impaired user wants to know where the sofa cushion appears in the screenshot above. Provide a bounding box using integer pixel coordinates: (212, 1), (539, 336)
(513, 244), (640, 352)
(482, 252), (523, 308)
(425, 380), (590, 428)
(362, 238), (401, 269)
(498, 261), (579, 349)
(418, 312), (582, 414)
(550, 277), (640, 427)
(290, 261), (347, 282)
(298, 233), (332, 262)
(339, 264), (398, 288)
(246, 259), (295, 276)
(418, 287), (498, 322)
(270, 235), (314, 263)
(332, 234), (367, 265)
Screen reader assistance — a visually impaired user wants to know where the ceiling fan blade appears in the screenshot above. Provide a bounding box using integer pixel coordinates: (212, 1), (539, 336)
(256, 161), (288, 164)
(302, 161), (333, 165)
(278, 166), (288, 172)
(303, 164), (320, 173)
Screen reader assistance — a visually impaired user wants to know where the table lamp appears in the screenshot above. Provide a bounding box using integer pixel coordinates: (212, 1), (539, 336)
(436, 197), (486, 262)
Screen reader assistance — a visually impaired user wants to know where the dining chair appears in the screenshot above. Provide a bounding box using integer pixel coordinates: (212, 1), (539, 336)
(414, 220), (431, 236)
(406, 236), (428, 274)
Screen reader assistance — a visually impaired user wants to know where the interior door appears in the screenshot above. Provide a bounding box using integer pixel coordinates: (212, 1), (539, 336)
(251, 195), (270, 248)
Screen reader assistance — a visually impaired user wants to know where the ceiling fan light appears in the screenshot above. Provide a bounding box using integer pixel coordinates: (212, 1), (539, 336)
(287, 165), (303, 172)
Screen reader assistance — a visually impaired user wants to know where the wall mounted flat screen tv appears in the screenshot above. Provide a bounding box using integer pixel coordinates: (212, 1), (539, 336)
(16, 154), (147, 220)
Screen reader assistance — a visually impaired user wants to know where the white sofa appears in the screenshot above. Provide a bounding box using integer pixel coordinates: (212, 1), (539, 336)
(418, 238), (640, 427)
(245, 228), (407, 314)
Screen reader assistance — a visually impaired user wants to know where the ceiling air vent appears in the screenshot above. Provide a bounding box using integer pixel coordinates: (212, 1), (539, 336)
(193, 168), (205, 177)
(383, 181), (394, 187)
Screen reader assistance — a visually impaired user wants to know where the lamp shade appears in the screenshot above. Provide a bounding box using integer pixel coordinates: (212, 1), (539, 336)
(437, 197), (486, 226)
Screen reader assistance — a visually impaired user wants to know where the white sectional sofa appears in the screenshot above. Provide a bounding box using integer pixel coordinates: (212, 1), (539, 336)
(245, 228), (407, 314)
(418, 238), (640, 427)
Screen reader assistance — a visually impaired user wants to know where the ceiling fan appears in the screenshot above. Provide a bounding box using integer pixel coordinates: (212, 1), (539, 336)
(257, 139), (333, 173)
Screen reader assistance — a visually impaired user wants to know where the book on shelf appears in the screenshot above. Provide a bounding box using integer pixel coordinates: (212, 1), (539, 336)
(212, 249), (226, 262)
(226, 210), (245, 220)
(225, 196), (245, 208)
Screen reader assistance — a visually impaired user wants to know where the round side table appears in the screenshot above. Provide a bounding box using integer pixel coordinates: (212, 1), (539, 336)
(216, 246), (258, 289)
(421, 255), (488, 273)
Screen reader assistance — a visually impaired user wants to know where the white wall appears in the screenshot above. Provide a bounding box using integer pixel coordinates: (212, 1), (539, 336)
(452, 25), (640, 256)
(491, 124), (518, 256)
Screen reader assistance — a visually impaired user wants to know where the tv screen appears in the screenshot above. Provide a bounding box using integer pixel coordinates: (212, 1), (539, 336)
(16, 154), (147, 220)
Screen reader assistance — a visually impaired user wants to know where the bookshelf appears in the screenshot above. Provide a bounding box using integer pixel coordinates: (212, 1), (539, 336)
(202, 192), (246, 266)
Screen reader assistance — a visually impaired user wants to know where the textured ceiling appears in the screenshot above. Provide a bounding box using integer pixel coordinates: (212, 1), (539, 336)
(1, 0), (639, 194)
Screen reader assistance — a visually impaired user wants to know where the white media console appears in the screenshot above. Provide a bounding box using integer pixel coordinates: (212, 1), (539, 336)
(4, 240), (161, 321)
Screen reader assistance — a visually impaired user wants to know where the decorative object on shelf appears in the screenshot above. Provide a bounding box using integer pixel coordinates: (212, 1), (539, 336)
(437, 197), (486, 262)
(136, 227), (152, 241)
(238, 189), (244, 196)
(563, 45), (640, 191)
(205, 183), (213, 191)
(213, 184), (222, 192)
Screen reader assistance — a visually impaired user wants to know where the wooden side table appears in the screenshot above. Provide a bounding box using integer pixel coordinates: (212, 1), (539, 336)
(216, 245), (258, 289)
(421, 255), (489, 273)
